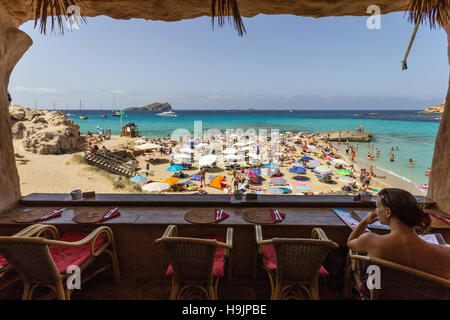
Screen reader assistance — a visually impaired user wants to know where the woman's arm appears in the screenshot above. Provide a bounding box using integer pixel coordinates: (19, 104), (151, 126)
(347, 211), (378, 254)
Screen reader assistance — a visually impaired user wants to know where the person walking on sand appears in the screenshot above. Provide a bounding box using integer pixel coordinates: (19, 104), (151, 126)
(199, 168), (206, 187)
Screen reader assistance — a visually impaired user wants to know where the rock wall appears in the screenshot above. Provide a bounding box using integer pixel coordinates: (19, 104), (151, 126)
(427, 23), (450, 215)
(10, 105), (84, 154)
(0, 7), (32, 212)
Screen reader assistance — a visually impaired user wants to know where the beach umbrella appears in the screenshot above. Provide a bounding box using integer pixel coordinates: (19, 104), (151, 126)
(333, 159), (348, 165)
(180, 147), (195, 153)
(195, 143), (209, 149)
(208, 143), (222, 150)
(249, 169), (262, 176)
(246, 140), (256, 145)
(336, 169), (352, 176)
(241, 146), (254, 151)
(210, 176), (225, 189)
(248, 153), (260, 160)
(134, 139), (148, 145)
(173, 153), (191, 159)
(270, 177), (288, 185)
(137, 143), (162, 150)
(164, 177), (180, 185)
(293, 175), (310, 181)
(340, 176), (356, 183)
(142, 182), (170, 193)
(262, 163), (279, 168)
(301, 156), (314, 161)
(234, 142), (246, 147)
(224, 154), (243, 161)
(130, 175), (148, 183)
(291, 162), (304, 167)
(167, 165), (184, 172)
(289, 167), (307, 174)
(268, 187), (284, 194)
(199, 154), (217, 167)
(223, 148), (238, 154)
(308, 160), (321, 169)
(315, 166), (333, 174)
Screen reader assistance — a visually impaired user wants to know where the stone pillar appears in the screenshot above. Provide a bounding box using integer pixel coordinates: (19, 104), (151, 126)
(427, 24), (450, 214)
(0, 7), (32, 212)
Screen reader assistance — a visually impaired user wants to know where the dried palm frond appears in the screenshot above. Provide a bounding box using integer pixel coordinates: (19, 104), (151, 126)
(406, 0), (450, 28)
(211, 0), (246, 36)
(30, 0), (86, 35)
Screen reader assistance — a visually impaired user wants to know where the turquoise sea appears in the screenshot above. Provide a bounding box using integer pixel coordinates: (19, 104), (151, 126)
(65, 109), (441, 188)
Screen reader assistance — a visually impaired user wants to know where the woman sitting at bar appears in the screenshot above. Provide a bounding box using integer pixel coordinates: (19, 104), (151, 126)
(347, 188), (450, 279)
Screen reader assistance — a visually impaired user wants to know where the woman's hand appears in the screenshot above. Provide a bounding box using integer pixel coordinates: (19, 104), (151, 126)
(362, 210), (378, 225)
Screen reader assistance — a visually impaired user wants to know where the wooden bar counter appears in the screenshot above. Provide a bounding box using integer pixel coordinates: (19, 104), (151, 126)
(0, 193), (446, 282)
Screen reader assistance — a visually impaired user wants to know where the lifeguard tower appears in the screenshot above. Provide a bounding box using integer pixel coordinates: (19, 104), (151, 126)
(121, 122), (139, 138)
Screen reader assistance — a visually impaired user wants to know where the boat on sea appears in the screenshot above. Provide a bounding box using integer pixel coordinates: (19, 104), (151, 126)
(112, 110), (121, 117)
(157, 110), (177, 117)
(79, 100), (88, 120)
(100, 104), (108, 118)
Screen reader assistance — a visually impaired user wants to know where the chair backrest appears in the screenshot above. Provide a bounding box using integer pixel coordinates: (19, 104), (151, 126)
(159, 237), (218, 281)
(272, 238), (336, 283)
(352, 254), (450, 300)
(0, 237), (61, 284)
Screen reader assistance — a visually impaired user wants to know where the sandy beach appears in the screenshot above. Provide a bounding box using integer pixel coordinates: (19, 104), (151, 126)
(12, 131), (404, 197)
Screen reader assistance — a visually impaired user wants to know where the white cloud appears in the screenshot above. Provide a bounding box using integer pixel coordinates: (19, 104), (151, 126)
(12, 86), (59, 93)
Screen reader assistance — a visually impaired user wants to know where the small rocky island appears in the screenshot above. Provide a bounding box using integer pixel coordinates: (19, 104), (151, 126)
(125, 102), (173, 112)
(9, 105), (84, 155)
(420, 102), (445, 114)
(324, 130), (373, 142)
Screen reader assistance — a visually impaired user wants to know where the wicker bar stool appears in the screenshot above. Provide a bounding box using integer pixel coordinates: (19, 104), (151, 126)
(155, 225), (233, 300)
(254, 225), (338, 300)
(0, 225), (120, 300)
(348, 251), (450, 300)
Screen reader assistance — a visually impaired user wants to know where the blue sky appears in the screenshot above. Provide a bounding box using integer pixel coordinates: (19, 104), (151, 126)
(9, 12), (449, 110)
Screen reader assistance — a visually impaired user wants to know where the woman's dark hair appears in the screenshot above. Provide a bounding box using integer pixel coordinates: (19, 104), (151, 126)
(378, 188), (431, 232)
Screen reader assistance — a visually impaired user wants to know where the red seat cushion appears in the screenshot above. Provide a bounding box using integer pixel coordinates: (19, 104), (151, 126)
(49, 231), (107, 274)
(0, 256), (7, 269)
(262, 244), (329, 277)
(166, 237), (225, 278)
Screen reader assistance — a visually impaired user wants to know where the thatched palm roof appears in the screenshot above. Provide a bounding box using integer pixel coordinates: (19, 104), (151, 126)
(407, 0), (450, 28)
(23, 0), (450, 35)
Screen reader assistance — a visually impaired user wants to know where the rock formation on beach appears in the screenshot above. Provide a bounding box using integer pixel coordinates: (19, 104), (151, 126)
(324, 130), (373, 142)
(9, 105), (85, 155)
(125, 102), (172, 112)
(420, 103), (445, 114)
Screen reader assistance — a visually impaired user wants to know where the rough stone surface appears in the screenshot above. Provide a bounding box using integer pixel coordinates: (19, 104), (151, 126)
(9, 105), (84, 155)
(420, 103), (445, 114)
(0, 6), (32, 212)
(427, 23), (450, 215)
(325, 130), (372, 142)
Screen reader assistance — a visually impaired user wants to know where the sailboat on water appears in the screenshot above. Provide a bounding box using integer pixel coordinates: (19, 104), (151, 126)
(111, 93), (121, 117)
(100, 104), (107, 118)
(79, 100), (88, 120)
